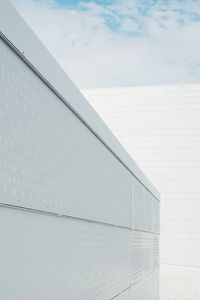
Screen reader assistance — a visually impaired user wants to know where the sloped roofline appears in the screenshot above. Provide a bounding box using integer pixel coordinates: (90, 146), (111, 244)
(0, 0), (160, 200)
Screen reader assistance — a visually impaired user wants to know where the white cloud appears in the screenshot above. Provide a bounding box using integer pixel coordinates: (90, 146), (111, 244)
(10, 0), (200, 88)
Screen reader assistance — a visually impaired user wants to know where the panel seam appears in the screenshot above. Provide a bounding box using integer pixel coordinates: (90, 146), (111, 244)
(0, 31), (160, 203)
(0, 202), (131, 230)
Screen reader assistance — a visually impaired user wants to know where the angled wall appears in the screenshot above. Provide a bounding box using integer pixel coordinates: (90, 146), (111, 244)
(0, 1), (159, 299)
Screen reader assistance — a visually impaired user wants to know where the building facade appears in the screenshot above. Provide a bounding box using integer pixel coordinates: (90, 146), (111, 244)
(0, 1), (159, 299)
(83, 84), (200, 268)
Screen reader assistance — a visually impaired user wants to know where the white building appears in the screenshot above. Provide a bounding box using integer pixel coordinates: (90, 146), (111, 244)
(83, 84), (200, 268)
(0, 1), (159, 299)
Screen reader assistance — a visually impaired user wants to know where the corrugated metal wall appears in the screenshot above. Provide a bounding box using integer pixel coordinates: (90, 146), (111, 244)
(83, 85), (200, 268)
(0, 1), (159, 298)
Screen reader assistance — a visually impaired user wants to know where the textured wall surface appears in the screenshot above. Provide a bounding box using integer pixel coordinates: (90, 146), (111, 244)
(83, 85), (200, 268)
(0, 35), (159, 300)
(0, 38), (133, 228)
(0, 1), (159, 299)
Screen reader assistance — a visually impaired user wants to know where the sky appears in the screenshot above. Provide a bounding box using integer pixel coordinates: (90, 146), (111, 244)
(11, 0), (200, 89)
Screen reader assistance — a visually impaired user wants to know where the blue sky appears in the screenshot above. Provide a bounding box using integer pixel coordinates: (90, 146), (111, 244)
(11, 0), (200, 88)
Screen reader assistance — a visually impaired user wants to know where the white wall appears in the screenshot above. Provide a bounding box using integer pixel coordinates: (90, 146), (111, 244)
(0, 36), (159, 299)
(0, 1), (159, 299)
(83, 84), (200, 267)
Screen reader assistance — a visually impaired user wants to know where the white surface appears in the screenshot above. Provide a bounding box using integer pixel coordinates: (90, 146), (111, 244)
(129, 270), (159, 300)
(113, 290), (130, 299)
(0, 38), (132, 228)
(83, 85), (200, 267)
(160, 264), (200, 300)
(132, 177), (160, 233)
(0, 204), (160, 299)
(0, 206), (130, 300)
(0, 0), (159, 199)
(130, 231), (159, 285)
(0, 2), (159, 298)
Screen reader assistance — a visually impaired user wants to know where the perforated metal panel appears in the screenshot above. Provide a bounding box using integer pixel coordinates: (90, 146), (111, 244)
(130, 231), (159, 285)
(0, 206), (130, 300)
(0, 1), (159, 299)
(132, 177), (159, 234)
(132, 177), (144, 231)
(130, 178), (160, 299)
(129, 270), (159, 300)
(113, 290), (130, 299)
(0, 38), (131, 228)
(144, 190), (160, 234)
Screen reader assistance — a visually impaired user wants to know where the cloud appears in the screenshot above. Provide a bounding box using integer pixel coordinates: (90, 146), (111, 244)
(10, 0), (200, 88)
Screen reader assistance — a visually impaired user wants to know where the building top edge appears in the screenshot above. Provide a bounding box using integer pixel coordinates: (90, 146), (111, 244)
(0, 0), (160, 200)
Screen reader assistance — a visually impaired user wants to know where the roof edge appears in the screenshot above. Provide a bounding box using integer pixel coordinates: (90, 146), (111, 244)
(0, 0), (160, 200)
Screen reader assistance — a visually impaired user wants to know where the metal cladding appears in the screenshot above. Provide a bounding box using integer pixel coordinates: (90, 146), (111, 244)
(83, 84), (200, 269)
(0, 1), (160, 299)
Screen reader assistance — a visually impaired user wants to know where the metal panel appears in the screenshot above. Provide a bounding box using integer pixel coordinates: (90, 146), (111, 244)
(0, 0), (160, 200)
(130, 230), (143, 284)
(0, 3), (160, 299)
(132, 177), (145, 231)
(0, 38), (132, 227)
(0, 206), (130, 300)
(129, 270), (159, 300)
(144, 189), (160, 234)
(83, 84), (200, 267)
(130, 176), (159, 300)
(112, 289), (130, 300)
(130, 231), (159, 286)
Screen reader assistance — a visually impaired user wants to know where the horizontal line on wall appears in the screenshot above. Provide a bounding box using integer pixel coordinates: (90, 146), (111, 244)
(133, 229), (160, 235)
(0, 32), (159, 203)
(87, 101), (200, 107)
(161, 263), (200, 269)
(0, 203), (160, 235)
(84, 91), (200, 97)
(0, 202), (131, 230)
(87, 108), (200, 113)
